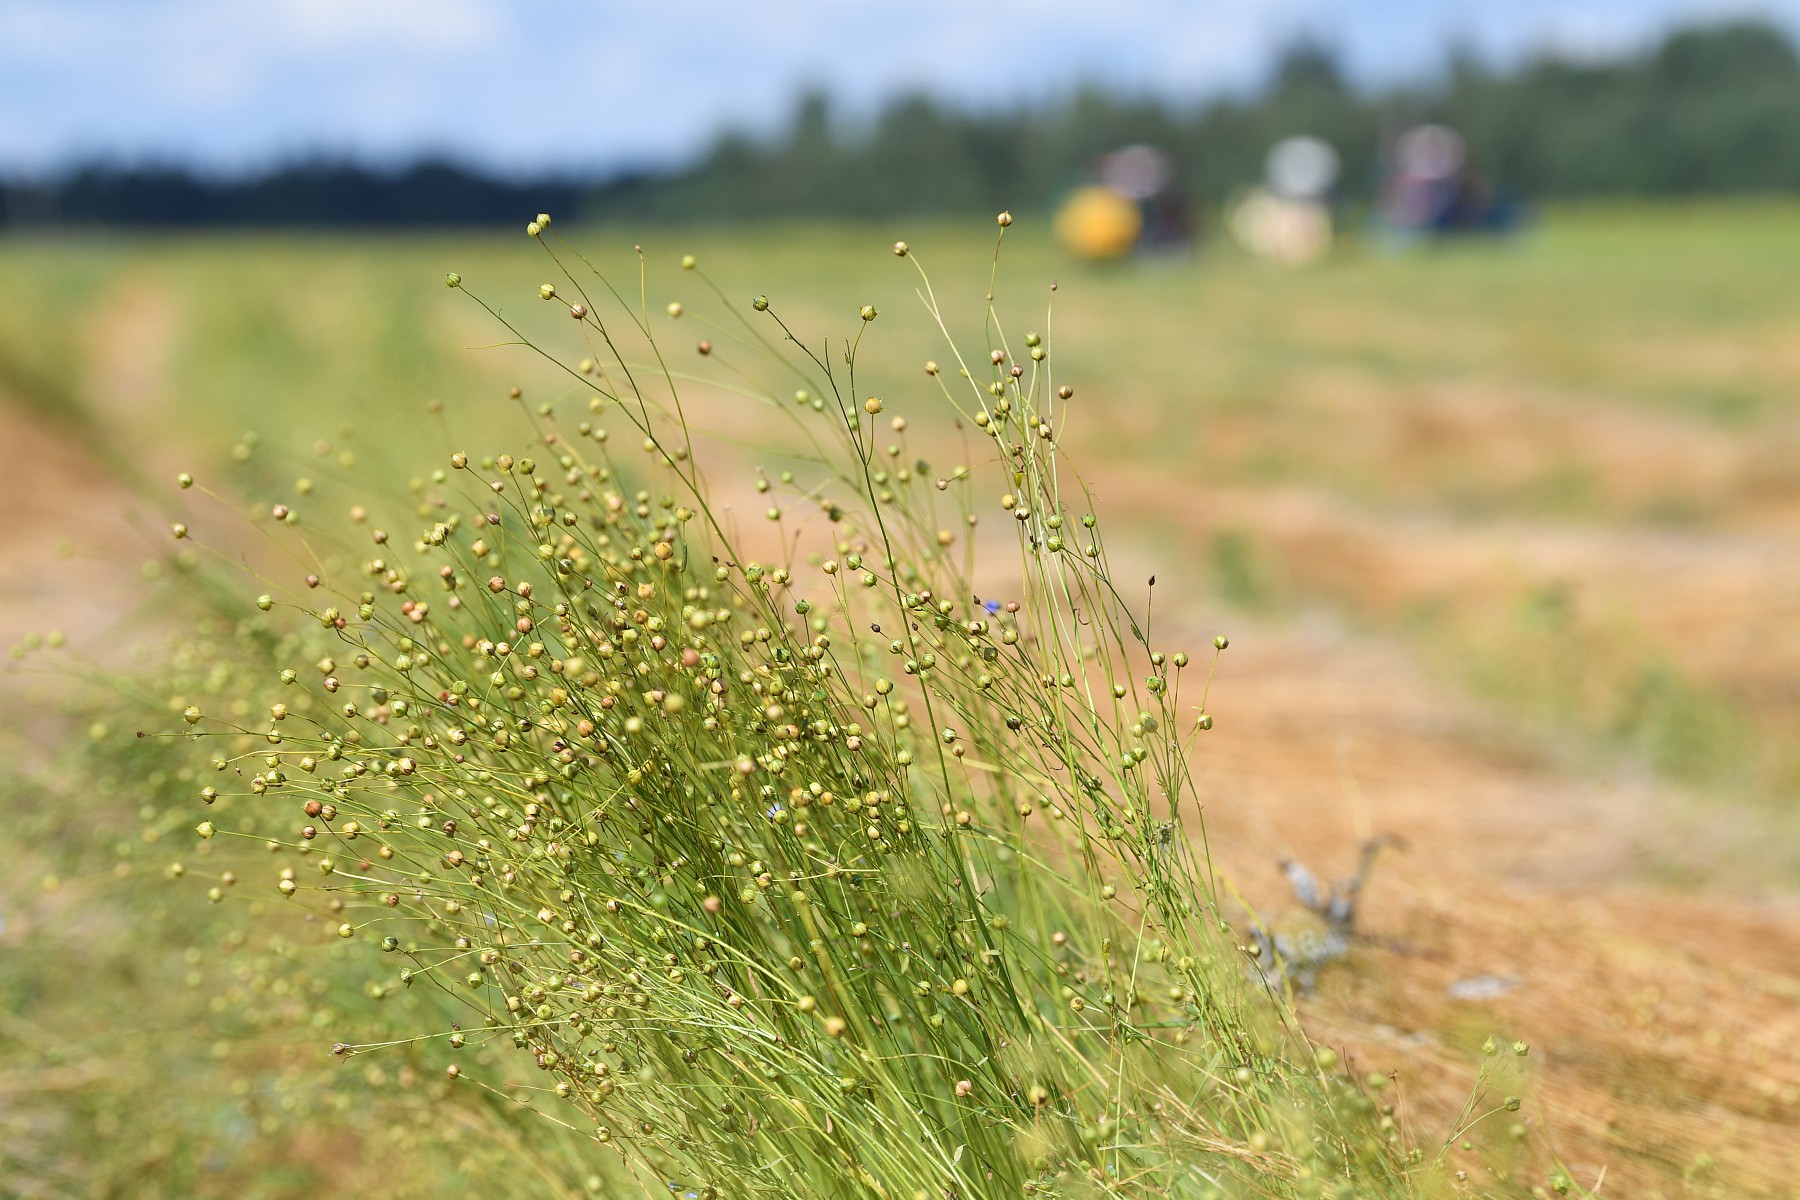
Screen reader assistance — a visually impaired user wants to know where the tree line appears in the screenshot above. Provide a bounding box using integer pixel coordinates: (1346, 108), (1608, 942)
(5, 19), (1797, 229)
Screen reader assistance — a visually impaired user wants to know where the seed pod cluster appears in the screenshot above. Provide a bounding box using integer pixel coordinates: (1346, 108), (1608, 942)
(146, 224), (1420, 1200)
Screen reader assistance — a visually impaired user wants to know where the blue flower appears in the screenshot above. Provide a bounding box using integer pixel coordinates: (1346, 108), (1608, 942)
(984, 599), (1002, 614)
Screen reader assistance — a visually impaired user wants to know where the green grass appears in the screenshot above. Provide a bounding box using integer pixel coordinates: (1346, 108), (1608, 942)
(7, 220), (1498, 1199)
(4, 204), (1798, 1196)
(7, 205), (1797, 804)
(5, 205), (1799, 462)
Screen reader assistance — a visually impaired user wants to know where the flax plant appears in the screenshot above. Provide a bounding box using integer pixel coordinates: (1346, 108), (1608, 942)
(140, 214), (1501, 1200)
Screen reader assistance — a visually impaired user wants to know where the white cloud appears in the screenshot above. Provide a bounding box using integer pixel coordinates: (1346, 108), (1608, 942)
(271, 0), (501, 52)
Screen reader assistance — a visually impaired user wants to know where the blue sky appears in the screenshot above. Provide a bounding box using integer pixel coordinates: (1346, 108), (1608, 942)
(2, 0), (1795, 176)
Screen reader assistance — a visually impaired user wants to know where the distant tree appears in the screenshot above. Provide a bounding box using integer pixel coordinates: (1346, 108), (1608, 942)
(8, 18), (1800, 229)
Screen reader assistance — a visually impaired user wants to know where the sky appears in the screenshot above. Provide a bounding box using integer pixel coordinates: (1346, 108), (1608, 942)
(3, 0), (1796, 177)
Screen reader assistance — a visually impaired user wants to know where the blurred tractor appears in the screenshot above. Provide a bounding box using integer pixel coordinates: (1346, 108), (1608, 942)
(1054, 184), (1141, 260)
(1374, 124), (1526, 241)
(1227, 135), (1339, 266)
(1054, 144), (1193, 261)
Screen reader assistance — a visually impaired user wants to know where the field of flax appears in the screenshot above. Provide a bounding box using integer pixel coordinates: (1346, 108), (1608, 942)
(3, 205), (1799, 1198)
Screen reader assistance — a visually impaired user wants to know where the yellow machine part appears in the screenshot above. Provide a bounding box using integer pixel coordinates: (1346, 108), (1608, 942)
(1053, 186), (1143, 260)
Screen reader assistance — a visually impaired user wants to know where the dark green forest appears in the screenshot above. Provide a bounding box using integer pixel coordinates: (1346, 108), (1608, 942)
(6, 19), (1798, 227)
